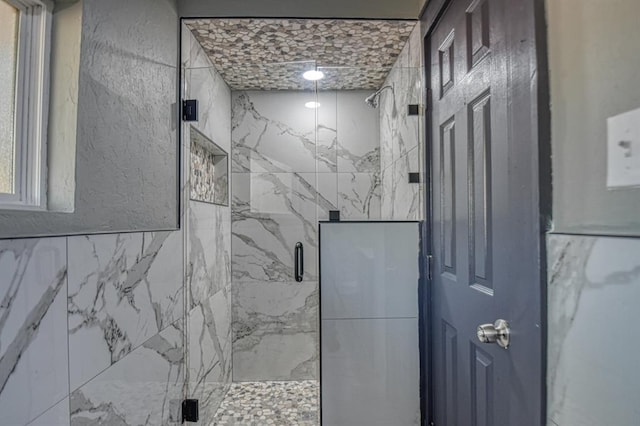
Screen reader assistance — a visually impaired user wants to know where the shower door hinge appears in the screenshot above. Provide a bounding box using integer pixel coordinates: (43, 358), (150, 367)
(182, 99), (198, 121)
(182, 399), (199, 422)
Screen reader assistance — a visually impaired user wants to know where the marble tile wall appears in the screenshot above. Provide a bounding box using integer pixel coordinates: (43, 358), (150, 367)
(67, 231), (183, 390)
(232, 282), (318, 381)
(183, 24), (234, 424)
(230, 89), (380, 381)
(0, 234), (185, 426)
(69, 321), (184, 425)
(546, 234), (640, 425)
(380, 24), (425, 221)
(0, 239), (68, 426)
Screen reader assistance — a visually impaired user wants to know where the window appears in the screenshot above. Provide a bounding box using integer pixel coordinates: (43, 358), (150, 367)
(0, 0), (51, 209)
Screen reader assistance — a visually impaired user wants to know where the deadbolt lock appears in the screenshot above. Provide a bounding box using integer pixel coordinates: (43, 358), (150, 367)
(477, 319), (510, 349)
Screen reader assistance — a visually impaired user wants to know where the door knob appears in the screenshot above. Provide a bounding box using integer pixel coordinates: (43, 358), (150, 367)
(477, 319), (510, 349)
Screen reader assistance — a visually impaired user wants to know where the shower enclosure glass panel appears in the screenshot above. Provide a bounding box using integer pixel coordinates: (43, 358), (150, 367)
(229, 63), (321, 384)
(181, 53), (425, 423)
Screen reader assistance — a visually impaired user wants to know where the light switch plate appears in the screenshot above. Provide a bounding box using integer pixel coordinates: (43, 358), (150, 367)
(607, 107), (640, 189)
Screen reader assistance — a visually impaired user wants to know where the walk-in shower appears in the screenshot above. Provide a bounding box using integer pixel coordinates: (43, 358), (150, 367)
(181, 16), (425, 425)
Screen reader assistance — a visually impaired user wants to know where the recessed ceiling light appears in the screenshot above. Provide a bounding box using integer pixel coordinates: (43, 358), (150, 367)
(305, 101), (321, 109)
(303, 70), (325, 81)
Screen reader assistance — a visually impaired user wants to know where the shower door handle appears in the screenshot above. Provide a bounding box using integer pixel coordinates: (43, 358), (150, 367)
(295, 242), (304, 282)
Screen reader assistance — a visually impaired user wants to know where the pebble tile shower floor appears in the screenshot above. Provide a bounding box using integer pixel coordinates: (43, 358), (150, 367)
(212, 381), (319, 425)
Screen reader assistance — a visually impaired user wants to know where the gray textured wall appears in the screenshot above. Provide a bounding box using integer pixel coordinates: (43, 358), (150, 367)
(179, 0), (427, 19)
(546, 2), (640, 425)
(548, 0), (640, 235)
(0, 0), (179, 238)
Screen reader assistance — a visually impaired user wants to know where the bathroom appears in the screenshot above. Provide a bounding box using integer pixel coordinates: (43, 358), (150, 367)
(2, 0), (640, 425)
(181, 16), (425, 424)
(0, 1), (425, 424)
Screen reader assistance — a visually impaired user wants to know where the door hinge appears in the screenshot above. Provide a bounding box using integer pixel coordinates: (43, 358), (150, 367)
(426, 254), (433, 280)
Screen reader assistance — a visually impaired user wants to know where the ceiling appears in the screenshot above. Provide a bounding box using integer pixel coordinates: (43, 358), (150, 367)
(185, 19), (417, 90)
(179, 0), (428, 20)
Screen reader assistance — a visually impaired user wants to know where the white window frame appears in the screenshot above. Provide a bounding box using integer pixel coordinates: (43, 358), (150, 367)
(0, 0), (52, 210)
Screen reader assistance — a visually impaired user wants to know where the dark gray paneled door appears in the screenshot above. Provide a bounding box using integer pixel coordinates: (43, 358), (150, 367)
(427, 0), (544, 424)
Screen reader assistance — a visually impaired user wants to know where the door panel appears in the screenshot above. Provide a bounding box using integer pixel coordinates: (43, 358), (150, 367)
(468, 92), (492, 292)
(442, 320), (458, 426)
(428, 0), (543, 424)
(440, 117), (456, 274)
(470, 344), (493, 426)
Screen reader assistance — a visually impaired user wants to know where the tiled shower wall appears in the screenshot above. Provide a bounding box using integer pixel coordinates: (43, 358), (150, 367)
(230, 90), (381, 381)
(380, 24), (425, 221)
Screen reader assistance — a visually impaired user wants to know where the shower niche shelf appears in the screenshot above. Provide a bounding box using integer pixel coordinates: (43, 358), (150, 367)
(189, 126), (229, 206)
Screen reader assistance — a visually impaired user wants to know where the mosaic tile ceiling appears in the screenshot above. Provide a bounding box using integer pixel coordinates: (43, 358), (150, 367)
(185, 19), (417, 91)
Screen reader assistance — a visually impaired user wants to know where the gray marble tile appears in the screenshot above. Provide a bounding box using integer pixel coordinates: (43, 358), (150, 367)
(337, 173), (381, 220)
(379, 84), (396, 174)
(392, 75), (420, 165)
(316, 91), (338, 173)
(388, 148), (422, 220)
(188, 287), (232, 424)
(188, 201), (231, 309)
(380, 167), (394, 220)
(379, 24), (424, 221)
(232, 282), (318, 381)
(232, 173), (318, 282)
(0, 238), (69, 426)
(27, 397), (70, 426)
(316, 173), (338, 222)
(547, 234), (640, 425)
(232, 91), (318, 173)
(67, 231), (183, 391)
(395, 79), (421, 163)
(69, 321), (184, 426)
(336, 91), (380, 173)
